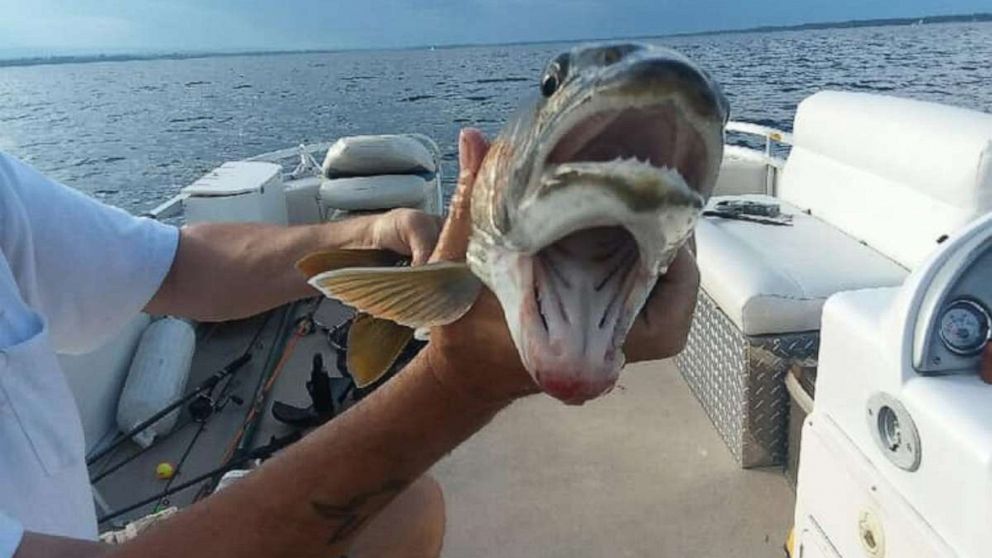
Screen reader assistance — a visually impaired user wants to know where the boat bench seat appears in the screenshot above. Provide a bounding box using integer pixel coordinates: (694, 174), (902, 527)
(678, 90), (992, 467)
(697, 195), (907, 337)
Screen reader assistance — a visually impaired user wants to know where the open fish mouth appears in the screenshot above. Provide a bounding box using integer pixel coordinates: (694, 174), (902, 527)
(502, 99), (713, 405)
(546, 101), (710, 191)
(520, 226), (643, 403)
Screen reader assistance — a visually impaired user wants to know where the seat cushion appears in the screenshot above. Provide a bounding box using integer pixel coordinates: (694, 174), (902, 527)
(780, 91), (992, 269)
(320, 174), (428, 211)
(697, 195), (909, 336)
(322, 135), (436, 177)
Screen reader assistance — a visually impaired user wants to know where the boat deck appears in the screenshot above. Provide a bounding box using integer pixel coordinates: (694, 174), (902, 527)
(89, 300), (794, 556)
(434, 359), (795, 558)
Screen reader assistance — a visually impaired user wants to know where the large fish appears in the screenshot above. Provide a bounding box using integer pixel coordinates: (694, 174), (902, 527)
(298, 43), (729, 404)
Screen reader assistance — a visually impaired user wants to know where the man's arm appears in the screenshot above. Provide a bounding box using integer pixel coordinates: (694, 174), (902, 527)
(118, 347), (503, 558)
(14, 533), (108, 558)
(13, 348), (505, 558)
(15, 129), (701, 557)
(144, 209), (440, 322)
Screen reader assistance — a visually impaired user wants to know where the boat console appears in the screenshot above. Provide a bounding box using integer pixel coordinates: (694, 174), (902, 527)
(794, 212), (992, 557)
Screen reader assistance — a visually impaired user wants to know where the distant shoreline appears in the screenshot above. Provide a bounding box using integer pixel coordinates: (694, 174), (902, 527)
(2, 12), (989, 69)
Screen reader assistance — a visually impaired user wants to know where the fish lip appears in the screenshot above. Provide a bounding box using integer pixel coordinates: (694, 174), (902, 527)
(534, 370), (617, 405)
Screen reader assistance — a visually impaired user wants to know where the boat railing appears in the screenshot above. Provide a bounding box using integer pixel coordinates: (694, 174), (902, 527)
(724, 121), (793, 196)
(143, 194), (187, 221)
(726, 120), (794, 159)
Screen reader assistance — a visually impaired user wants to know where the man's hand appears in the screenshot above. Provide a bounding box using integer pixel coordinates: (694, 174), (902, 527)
(424, 128), (702, 406)
(624, 244), (700, 363)
(147, 207), (442, 321)
(364, 208), (443, 266)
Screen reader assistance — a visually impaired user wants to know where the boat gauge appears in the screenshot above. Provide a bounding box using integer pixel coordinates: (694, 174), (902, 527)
(938, 299), (991, 355)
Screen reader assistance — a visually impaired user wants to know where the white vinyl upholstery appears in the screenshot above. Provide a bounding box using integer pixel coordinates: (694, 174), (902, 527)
(698, 92), (992, 335)
(780, 91), (992, 269)
(697, 195), (908, 335)
(319, 174), (428, 211)
(322, 135), (436, 177)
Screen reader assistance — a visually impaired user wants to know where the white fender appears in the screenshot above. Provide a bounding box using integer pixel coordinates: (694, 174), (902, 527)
(115, 317), (196, 448)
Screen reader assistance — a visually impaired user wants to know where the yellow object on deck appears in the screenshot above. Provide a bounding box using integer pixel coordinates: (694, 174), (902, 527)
(155, 462), (176, 480)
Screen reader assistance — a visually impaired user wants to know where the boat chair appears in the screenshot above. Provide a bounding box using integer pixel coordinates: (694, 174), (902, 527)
(677, 91), (992, 467)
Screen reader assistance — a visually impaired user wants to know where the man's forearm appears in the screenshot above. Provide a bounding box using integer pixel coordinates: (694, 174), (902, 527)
(15, 533), (109, 558)
(145, 219), (373, 321)
(107, 349), (507, 558)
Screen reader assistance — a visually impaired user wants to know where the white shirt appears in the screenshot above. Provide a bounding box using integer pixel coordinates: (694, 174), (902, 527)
(0, 152), (179, 553)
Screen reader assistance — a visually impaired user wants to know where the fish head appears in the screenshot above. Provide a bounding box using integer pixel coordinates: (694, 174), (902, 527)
(468, 42), (729, 405)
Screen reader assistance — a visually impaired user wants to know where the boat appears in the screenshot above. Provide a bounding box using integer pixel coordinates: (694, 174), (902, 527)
(71, 90), (992, 557)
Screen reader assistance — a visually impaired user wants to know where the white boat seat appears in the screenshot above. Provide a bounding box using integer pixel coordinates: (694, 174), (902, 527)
(696, 194), (909, 336)
(681, 92), (992, 469)
(319, 174), (429, 212)
(322, 135), (436, 177)
(779, 92), (992, 270)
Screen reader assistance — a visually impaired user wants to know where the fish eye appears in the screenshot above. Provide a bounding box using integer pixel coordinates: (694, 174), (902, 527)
(540, 56), (568, 98)
(540, 71), (560, 97)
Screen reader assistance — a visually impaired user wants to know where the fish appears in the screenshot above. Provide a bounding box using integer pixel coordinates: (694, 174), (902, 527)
(299, 42), (729, 404)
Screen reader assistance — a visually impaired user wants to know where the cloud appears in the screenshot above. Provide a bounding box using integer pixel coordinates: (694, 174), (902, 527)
(0, 13), (136, 50)
(0, 0), (988, 54)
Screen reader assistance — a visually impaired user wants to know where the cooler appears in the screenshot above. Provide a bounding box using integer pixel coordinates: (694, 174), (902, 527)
(182, 162), (287, 225)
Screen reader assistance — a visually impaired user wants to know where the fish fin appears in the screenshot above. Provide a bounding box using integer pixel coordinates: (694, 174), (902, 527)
(347, 314), (414, 388)
(309, 262), (482, 328)
(296, 249), (404, 279)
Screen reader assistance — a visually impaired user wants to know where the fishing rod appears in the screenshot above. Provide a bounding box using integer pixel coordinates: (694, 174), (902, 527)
(193, 297), (321, 501)
(90, 415), (195, 484)
(195, 303), (301, 498)
(86, 351), (253, 467)
(90, 376), (249, 484)
(88, 311), (277, 476)
(97, 432), (301, 525)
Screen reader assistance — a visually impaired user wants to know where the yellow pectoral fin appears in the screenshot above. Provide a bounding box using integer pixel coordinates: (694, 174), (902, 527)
(296, 249), (404, 279)
(308, 262), (482, 329)
(347, 314), (415, 388)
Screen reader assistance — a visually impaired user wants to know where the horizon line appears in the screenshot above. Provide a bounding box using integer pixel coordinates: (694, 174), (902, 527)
(1, 11), (989, 68)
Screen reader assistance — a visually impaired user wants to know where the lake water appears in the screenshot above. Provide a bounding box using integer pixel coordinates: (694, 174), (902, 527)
(1, 21), (990, 213)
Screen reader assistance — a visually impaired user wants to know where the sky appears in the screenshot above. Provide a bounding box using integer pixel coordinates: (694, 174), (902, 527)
(0, 0), (988, 56)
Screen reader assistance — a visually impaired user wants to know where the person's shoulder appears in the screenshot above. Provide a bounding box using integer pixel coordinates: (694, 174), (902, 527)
(0, 151), (23, 176)
(0, 152), (22, 210)
(0, 151), (31, 199)
(0, 151), (78, 211)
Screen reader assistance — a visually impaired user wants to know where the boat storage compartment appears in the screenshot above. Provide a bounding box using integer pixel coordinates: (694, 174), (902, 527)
(182, 161), (287, 225)
(793, 415), (954, 557)
(677, 91), (992, 467)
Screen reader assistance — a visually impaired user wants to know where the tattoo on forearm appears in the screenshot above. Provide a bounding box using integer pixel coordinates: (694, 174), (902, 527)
(310, 480), (408, 545)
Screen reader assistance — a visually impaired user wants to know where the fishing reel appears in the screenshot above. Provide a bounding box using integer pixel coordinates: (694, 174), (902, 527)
(271, 313), (427, 430)
(187, 392), (243, 423)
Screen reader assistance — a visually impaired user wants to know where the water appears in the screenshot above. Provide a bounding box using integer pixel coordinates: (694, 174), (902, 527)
(1, 22), (990, 214)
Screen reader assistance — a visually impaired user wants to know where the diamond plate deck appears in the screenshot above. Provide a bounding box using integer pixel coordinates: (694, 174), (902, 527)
(676, 291), (819, 468)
